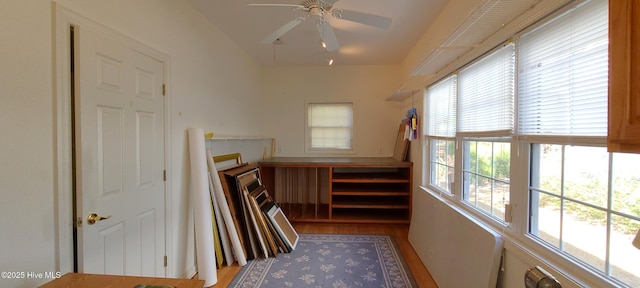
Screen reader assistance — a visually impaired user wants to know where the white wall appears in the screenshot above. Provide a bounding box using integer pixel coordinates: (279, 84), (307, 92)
(262, 65), (403, 157)
(0, 2), (56, 288)
(0, 0), (264, 286)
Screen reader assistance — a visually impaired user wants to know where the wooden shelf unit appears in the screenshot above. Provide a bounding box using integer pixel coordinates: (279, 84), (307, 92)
(259, 157), (412, 224)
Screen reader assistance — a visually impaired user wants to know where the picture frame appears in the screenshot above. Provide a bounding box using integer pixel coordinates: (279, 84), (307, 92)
(265, 205), (299, 250)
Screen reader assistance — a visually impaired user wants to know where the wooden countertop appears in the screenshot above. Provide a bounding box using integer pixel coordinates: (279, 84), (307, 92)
(39, 273), (205, 288)
(258, 157), (412, 167)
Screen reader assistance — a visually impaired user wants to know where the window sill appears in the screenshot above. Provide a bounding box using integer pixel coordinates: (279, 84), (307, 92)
(417, 185), (626, 288)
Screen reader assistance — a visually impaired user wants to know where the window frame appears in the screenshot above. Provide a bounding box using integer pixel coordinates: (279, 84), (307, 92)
(461, 137), (512, 223)
(454, 42), (516, 224)
(526, 142), (640, 287)
(424, 75), (458, 196)
(515, 1), (617, 282)
(427, 137), (457, 195)
(305, 101), (355, 154)
(420, 1), (638, 287)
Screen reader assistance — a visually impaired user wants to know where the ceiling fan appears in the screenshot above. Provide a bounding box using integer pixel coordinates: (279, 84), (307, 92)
(249, 0), (392, 52)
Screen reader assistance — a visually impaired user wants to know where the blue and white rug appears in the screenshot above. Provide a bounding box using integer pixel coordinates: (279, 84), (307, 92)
(229, 234), (417, 288)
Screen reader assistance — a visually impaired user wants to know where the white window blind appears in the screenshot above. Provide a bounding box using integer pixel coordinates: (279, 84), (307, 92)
(307, 102), (353, 150)
(427, 75), (457, 137)
(518, 0), (608, 136)
(458, 44), (515, 134)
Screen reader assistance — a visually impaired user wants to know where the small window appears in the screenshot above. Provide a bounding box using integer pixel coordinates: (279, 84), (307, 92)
(306, 102), (353, 152)
(426, 75), (457, 194)
(458, 43), (515, 222)
(462, 140), (511, 220)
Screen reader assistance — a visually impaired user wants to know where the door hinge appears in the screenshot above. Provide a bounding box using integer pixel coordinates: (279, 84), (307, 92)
(162, 84), (166, 96)
(164, 256), (168, 267)
(163, 170), (166, 181)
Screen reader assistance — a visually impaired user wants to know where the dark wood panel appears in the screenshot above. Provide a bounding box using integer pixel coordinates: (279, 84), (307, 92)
(608, 0), (640, 152)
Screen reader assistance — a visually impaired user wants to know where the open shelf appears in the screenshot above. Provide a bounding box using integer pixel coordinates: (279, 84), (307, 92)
(330, 165), (412, 223)
(331, 208), (411, 224)
(332, 182), (410, 194)
(279, 203), (330, 223)
(259, 157), (412, 224)
(332, 195), (410, 208)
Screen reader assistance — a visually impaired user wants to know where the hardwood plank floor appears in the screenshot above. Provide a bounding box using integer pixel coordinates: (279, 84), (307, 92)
(198, 223), (438, 287)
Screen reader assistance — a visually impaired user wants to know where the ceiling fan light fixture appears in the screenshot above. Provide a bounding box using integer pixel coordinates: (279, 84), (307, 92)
(253, 0), (392, 59)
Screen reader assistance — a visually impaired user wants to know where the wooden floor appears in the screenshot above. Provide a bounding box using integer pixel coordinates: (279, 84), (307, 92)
(201, 222), (438, 287)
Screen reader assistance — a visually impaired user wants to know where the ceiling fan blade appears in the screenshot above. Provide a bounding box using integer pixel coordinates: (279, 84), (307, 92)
(247, 3), (305, 9)
(333, 9), (392, 29)
(262, 17), (305, 44)
(321, 0), (339, 6)
(316, 20), (339, 51)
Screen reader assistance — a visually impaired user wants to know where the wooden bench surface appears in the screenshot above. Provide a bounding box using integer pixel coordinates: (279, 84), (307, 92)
(39, 273), (204, 288)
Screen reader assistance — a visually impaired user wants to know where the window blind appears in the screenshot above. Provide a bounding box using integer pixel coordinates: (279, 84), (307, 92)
(427, 75), (458, 137)
(518, 0), (608, 136)
(458, 44), (515, 134)
(307, 102), (353, 149)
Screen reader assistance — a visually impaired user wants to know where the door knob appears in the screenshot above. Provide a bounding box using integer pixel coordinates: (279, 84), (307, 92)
(87, 213), (111, 225)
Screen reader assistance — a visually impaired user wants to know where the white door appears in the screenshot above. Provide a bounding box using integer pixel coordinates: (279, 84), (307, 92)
(75, 24), (166, 277)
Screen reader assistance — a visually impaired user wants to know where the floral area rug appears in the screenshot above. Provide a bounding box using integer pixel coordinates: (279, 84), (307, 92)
(229, 234), (417, 288)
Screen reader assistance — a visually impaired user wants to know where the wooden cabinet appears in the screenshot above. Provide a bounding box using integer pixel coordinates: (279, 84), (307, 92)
(259, 157), (412, 224)
(608, 0), (640, 153)
(330, 166), (412, 223)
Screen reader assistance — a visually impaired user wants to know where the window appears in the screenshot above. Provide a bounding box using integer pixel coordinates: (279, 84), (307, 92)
(520, 1), (639, 286)
(530, 145), (640, 287)
(306, 102), (353, 152)
(517, 0), (608, 137)
(458, 44), (515, 136)
(458, 44), (515, 221)
(463, 140), (511, 221)
(426, 76), (457, 194)
(422, 0), (640, 286)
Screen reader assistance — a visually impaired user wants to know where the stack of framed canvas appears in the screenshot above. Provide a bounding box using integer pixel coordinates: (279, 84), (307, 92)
(247, 179), (299, 253)
(218, 162), (298, 260)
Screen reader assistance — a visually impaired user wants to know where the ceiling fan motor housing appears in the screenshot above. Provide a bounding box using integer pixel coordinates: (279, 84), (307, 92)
(303, 0), (334, 15)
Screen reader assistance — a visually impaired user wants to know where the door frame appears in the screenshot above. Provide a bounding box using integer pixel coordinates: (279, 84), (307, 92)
(54, 4), (173, 276)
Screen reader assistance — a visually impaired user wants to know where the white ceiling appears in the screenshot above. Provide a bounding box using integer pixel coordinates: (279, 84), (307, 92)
(188, 0), (449, 67)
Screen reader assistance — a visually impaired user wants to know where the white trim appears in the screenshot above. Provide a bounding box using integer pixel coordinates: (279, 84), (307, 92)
(54, 5), (74, 274)
(161, 39), (173, 280)
(53, 4), (173, 276)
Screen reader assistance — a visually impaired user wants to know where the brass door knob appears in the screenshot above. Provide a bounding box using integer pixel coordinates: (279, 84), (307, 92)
(87, 213), (111, 225)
